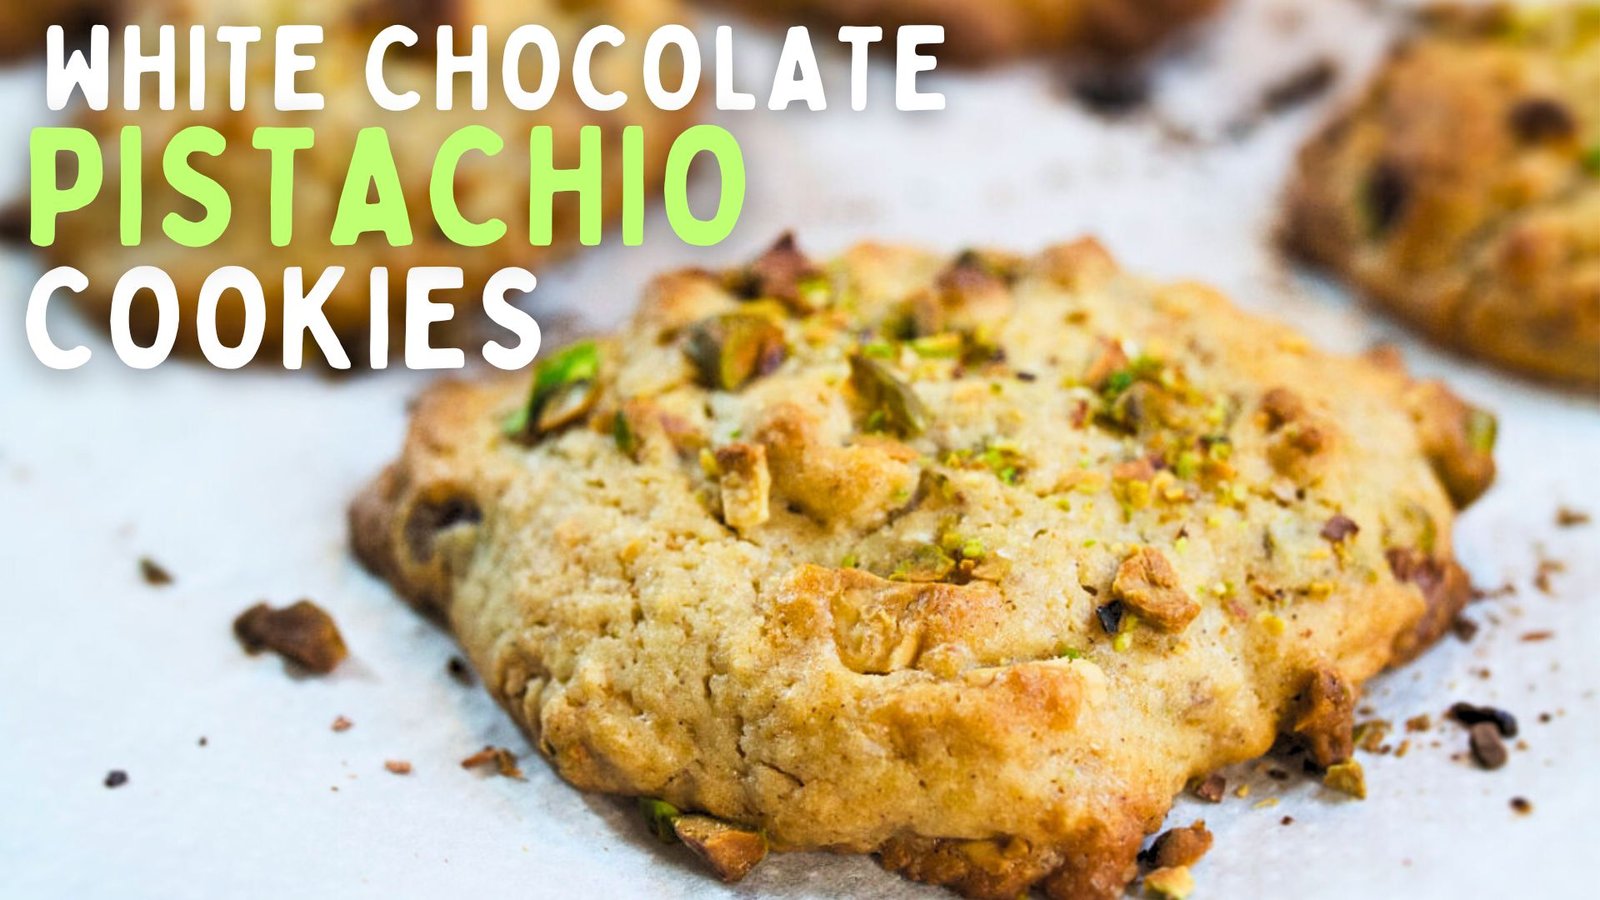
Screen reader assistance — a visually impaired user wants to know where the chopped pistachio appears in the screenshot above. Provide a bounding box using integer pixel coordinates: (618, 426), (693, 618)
(612, 409), (637, 457)
(698, 447), (720, 478)
(1584, 145), (1600, 175)
(1324, 760), (1367, 799)
(1144, 865), (1194, 900)
(1059, 647), (1085, 660)
(672, 815), (769, 883)
(639, 798), (682, 843)
(684, 313), (788, 391)
(1112, 631), (1133, 653)
(861, 338), (897, 359)
(793, 273), (832, 309)
(505, 340), (601, 441)
(909, 332), (963, 359)
(1466, 408), (1497, 453)
(850, 354), (929, 438)
(890, 544), (956, 582)
(840, 552), (860, 569)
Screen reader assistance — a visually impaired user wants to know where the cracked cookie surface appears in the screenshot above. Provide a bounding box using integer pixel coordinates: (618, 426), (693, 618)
(1285, 3), (1600, 386)
(352, 236), (1492, 898)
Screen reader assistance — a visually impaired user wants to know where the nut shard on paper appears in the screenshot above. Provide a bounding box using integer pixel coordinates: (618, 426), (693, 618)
(352, 235), (1494, 898)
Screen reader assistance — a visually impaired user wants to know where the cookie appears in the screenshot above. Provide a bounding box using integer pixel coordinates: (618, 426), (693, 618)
(724, 0), (1224, 64)
(351, 236), (1494, 898)
(0, 1), (116, 61)
(42, 0), (695, 356)
(1285, 4), (1600, 386)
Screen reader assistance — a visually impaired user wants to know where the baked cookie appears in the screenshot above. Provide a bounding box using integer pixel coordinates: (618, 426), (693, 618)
(352, 236), (1494, 898)
(0, 1), (117, 61)
(1285, 4), (1600, 386)
(44, 0), (695, 355)
(723, 0), (1224, 64)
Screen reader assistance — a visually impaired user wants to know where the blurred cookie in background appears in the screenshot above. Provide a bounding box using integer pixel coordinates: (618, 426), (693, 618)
(35, 0), (697, 359)
(721, 0), (1227, 64)
(0, 1), (119, 62)
(1284, 4), (1599, 387)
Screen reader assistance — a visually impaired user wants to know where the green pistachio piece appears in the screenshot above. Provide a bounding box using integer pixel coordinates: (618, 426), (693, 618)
(849, 354), (929, 438)
(684, 313), (788, 391)
(612, 409), (637, 457)
(1583, 145), (1600, 175)
(1466, 408), (1497, 453)
(639, 797), (682, 843)
(909, 333), (963, 359)
(890, 544), (955, 583)
(504, 340), (601, 441)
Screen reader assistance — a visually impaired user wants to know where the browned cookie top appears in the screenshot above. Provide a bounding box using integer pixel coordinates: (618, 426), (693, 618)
(1285, 4), (1600, 386)
(352, 236), (1493, 898)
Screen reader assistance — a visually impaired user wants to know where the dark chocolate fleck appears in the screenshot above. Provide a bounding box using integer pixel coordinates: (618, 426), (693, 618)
(1261, 58), (1338, 115)
(1468, 722), (1508, 770)
(1096, 600), (1126, 635)
(1508, 98), (1577, 144)
(104, 770), (128, 788)
(1510, 797), (1532, 815)
(1363, 161), (1409, 237)
(1320, 514), (1359, 543)
(1070, 66), (1150, 117)
(1449, 702), (1518, 738)
(138, 556), (174, 586)
(447, 655), (474, 686)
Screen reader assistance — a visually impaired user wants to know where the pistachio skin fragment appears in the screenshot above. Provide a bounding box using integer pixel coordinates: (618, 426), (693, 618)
(684, 313), (789, 392)
(849, 353), (930, 438)
(505, 341), (602, 443)
(672, 814), (770, 883)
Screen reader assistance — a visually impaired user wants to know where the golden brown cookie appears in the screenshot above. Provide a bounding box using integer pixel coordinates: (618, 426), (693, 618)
(0, 1), (117, 61)
(41, 0), (696, 357)
(1285, 4), (1600, 386)
(723, 0), (1224, 64)
(352, 236), (1494, 898)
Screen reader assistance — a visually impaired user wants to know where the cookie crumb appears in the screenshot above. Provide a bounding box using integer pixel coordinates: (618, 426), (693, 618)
(1281, 815), (1294, 826)
(197, 736), (208, 747)
(384, 760), (412, 775)
(1533, 556), (1565, 595)
(138, 556), (173, 586)
(104, 770), (128, 789)
(461, 745), (524, 779)
(446, 656), (474, 686)
(1556, 507), (1590, 527)
(1450, 615), (1479, 642)
(1509, 797), (1533, 815)
(1520, 630), (1553, 643)
(233, 600), (348, 674)
(331, 715), (353, 733)
(1468, 723), (1508, 770)
(1144, 821), (1212, 869)
(1144, 865), (1194, 900)
(1191, 773), (1226, 803)
(1324, 760), (1366, 799)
